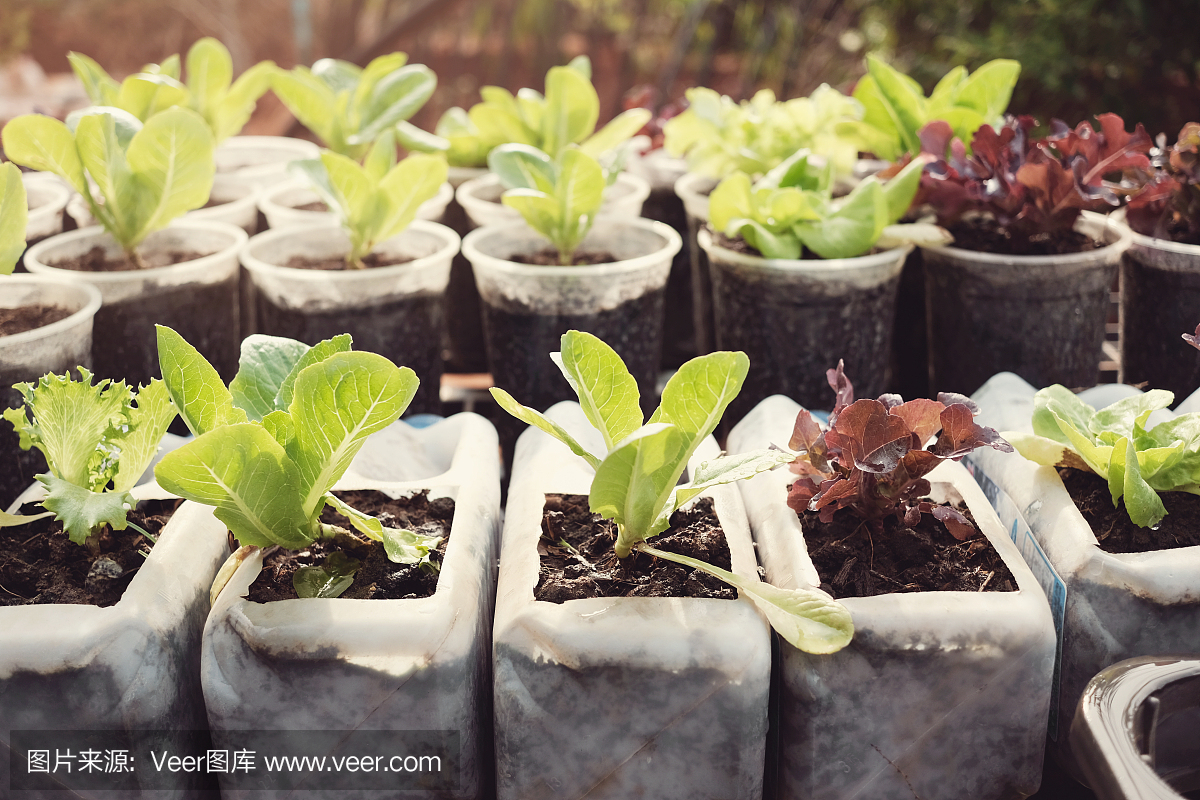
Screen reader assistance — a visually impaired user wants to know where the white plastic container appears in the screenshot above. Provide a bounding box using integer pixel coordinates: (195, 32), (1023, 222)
(727, 394), (1057, 800)
(202, 413), (502, 800)
(970, 372), (1200, 782)
(22, 172), (72, 244)
(214, 135), (322, 186)
(257, 179), (454, 230)
(455, 171), (650, 229)
(184, 173), (262, 234)
(494, 401), (770, 800)
(239, 220), (459, 415)
(23, 220), (247, 389)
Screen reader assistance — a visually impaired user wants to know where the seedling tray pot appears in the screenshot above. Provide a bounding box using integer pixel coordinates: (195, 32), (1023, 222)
(455, 172), (649, 230)
(214, 135), (321, 186)
(257, 180), (454, 231)
(22, 173), (72, 249)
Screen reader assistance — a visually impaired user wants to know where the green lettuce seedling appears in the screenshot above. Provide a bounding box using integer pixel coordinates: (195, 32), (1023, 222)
(290, 131), (448, 269)
(153, 326), (441, 599)
(271, 53), (441, 159)
(68, 39), (275, 143)
(3, 107), (214, 262)
(491, 330), (854, 654)
(1, 371), (178, 550)
(488, 143), (605, 266)
(664, 85), (864, 180)
(843, 55), (1021, 161)
(433, 56), (650, 170)
(708, 149), (948, 260)
(1007, 385), (1200, 529)
(0, 162), (28, 275)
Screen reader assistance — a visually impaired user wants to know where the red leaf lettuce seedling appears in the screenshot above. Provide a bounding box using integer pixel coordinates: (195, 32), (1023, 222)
(1127, 122), (1200, 244)
(152, 326), (441, 599)
(492, 329), (855, 655)
(786, 362), (1013, 539)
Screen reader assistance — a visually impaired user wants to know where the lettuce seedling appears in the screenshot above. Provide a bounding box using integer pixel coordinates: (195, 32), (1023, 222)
(708, 149), (948, 260)
(491, 329), (854, 654)
(1127, 123), (1200, 244)
(433, 56), (649, 170)
(68, 39), (275, 143)
(1, 370), (178, 550)
(1006, 385), (1200, 529)
(3, 106), (214, 262)
(0, 162), (28, 275)
(786, 362), (1013, 537)
(663, 85), (864, 179)
(153, 326), (441, 598)
(487, 143), (605, 265)
(271, 53), (441, 159)
(290, 131), (448, 269)
(844, 56), (1021, 161)
(915, 113), (1152, 243)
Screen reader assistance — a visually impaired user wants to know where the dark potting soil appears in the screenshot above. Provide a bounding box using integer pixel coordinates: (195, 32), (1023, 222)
(535, 494), (736, 602)
(1058, 467), (1200, 554)
(1120, 252), (1200, 401)
(946, 217), (1101, 257)
(281, 252), (415, 271)
(245, 490), (454, 602)
(642, 186), (695, 368)
(0, 498), (181, 607)
(509, 249), (618, 267)
(0, 304), (70, 337)
(800, 502), (1017, 598)
(255, 286), (443, 415)
(292, 200), (328, 212)
(53, 246), (211, 272)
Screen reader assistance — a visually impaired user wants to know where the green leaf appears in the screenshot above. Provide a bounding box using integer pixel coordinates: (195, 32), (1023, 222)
(68, 52), (120, 106)
(124, 107), (215, 245)
(363, 129), (398, 181)
(795, 178), (888, 259)
(325, 493), (444, 566)
(212, 60), (275, 142)
(673, 448), (794, 507)
(955, 59), (1021, 121)
(230, 335), (311, 421)
(1, 114), (88, 195)
(1119, 435), (1168, 528)
(551, 330), (643, 450)
(116, 73), (189, 122)
(352, 63), (437, 146)
(732, 219), (801, 260)
(1008, 432), (1087, 469)
(275, 334), (354, 410)
(579, 108), (651, 158)
(394, 119), (449, 153)
(542, 65), (598, 158)
(591, 423), (688, 553)
(271, 66), (337, 148)
(294, 551), (360, 598)
(501, 190), (560, 241)
(111, 379), (179, 492)
(73, 111), (139, 245)
(261, 409), (295, 449)
(553, 148), (604, 256)
(488, 387), (602, 470)
(566, 55), (592, 80)
(0, 509), (53, 528)
(312, 57), (362, 94)
(1091, 390), (1174, 439)
(881, 154), (926, 224)
(154, 423), (313, 549)
(709, 171), (754, 233)
(488, 144), (556, 193)
(0, 162), (28, 274)
(288, 352), (418, 516)
(1032, 385), (1096, 443)
(376, 152), (448, 241)
(38, 474), (136, 545)
(865, 55), (925, 157)
(654, 350), (749, 461)
(157, 324), (248, 436)
(185, 38), (233, 123)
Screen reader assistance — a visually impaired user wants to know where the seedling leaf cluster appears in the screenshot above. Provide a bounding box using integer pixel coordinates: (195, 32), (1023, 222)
(1127, 122), (1200, 244)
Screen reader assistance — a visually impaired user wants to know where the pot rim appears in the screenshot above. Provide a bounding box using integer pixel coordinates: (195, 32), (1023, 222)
(920, 210), (1131, 266)
(460, 215), (682, 278)
(239, 218), (461, 283)
(185, 173), (261, 222)
(698, 227), (912, 274)
(1122, 221), (1200, 257)
(22, 219), (249, 284)
(0, 273), (103, 348)
(455, 171), (651, 216)
(258, 179), (454, 223)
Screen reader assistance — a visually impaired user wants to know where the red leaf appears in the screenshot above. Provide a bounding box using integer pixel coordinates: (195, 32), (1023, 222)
(919, 120), (954, 160)
(825, 400), (913, 474)
(930, 504), (978, 541)
(890, 398), (946, 448)
(935, 392), (979, 414)
(789, 409), (824, 453)
(1183, 323), (1200, 352)
(826, 360), (854, 418)
(932, 404), (1014, 459)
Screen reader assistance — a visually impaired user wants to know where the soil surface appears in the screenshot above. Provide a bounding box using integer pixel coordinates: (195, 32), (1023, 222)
(535, 494), (737, 602)
(52, 246), (212, 272)
(1058, 467), (1200, 553)
(946, 217), (1101, 256)
(0, 499), (181, 607)
(0, 305), (70, 337)
(282, 252), (415, 271)
(292, 200), (328, 212)
(509, 249), (618, 266)
(246, 490), (454, 602)
(801, 502), (1017, 598)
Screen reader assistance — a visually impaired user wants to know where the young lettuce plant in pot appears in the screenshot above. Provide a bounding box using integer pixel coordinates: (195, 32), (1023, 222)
(239, 134), (457, 415)
(491, 330), (852, 800)
(0, 366), (230, 796)
(969, 370), (1200, 783)
(702, 150), (948, 426)
(442, 55), (651, 372)
(152, 325), (501, 800)
(1122, 122), (1200, 400)
(460, 144), (680, 460)
(725, 367), (1056, 800)
(5, 105), (248, 388)
(915, 113), (1145, 396)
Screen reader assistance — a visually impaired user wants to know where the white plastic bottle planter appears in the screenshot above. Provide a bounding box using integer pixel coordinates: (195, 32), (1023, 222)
(202, 413), (501, 800)
(494, 402), (770, 800)
(22, 172), (72, 246)
(214, 135), (322, 187)
(239, 220), (459, 416)
(1, 481), (230, 798)
(455, 171), (650, 229)
(257, 179), (455, 230)
(0, 275), (102, 510)
(23, 220), (248, 388)
(673, 171), (718, 354)
(970, 373), (1200, 782)
(727, 395), (1056, 800)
